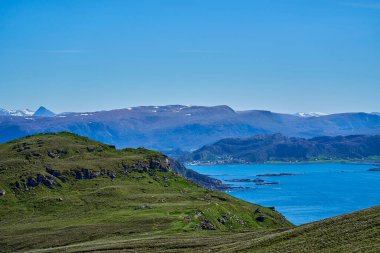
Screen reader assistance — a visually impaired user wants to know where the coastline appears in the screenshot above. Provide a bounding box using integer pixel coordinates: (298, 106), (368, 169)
(185, 160), (380, 167)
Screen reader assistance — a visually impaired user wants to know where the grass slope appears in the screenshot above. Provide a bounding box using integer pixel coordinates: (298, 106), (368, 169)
(23, 206), (380, 253)
(0, 132), (291, 253)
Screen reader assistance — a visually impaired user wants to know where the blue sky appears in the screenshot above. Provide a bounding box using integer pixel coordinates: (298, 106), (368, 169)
(0, 0), (379, 113)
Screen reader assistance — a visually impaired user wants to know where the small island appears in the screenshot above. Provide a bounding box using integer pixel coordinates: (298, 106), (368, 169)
(225, 178), (278, 186)
(257, 173), (298, 177)
(225, 178), (265, 183)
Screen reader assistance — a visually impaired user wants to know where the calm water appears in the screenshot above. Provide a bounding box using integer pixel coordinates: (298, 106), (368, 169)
(189, 163), (380, 225)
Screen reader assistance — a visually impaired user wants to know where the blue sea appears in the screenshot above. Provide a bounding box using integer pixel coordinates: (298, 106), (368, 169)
(189, 163), (380, 225)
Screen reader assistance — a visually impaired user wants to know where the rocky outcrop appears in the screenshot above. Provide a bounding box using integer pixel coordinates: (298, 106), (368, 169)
(23, 174), (58, 188)
(46, 149), (67, 158)
(73, 168), (116, 180)
(123, 157), (171, 174)
(46, 168), (67, 182)
(74, 169), (98, 179)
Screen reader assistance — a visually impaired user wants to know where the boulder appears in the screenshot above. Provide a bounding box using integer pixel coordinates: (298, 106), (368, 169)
(15, 181), (22, 189)
(198, 220), (216, 230)
(107, 171), (116, 180)
(0, 190), (5, 196)
(27, 177), (39, 187)
(256, 216), (265, 222)
(42, 176), (56, 187)
(47, 151), (56, 158)
(217, 217), (226, 224)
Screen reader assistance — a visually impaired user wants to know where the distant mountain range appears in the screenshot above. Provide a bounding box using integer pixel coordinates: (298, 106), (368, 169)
(181, 134), (380, 164)
(0, 106), (55, 117)
(0, 105), (380, 151)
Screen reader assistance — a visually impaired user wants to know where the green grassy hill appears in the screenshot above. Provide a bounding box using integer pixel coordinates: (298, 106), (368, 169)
(0, 132), (291, 253)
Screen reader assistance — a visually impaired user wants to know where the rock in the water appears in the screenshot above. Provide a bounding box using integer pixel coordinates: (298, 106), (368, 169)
(368, 168), (380, 172)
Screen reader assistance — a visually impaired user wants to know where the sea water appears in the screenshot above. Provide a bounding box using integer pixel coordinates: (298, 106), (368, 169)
(189, 163), (380, 225)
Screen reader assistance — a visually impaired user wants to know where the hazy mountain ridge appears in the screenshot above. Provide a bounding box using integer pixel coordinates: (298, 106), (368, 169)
(0, 105), (380, 151)
(182, 134), (380, 164)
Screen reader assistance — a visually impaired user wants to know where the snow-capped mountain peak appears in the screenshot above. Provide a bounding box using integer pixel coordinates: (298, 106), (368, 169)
(0, 108), (35, 117)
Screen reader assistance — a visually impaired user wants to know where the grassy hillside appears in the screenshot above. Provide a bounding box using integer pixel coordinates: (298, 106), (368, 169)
(20, 206), (379, 252)
(0, 132), (291, 253)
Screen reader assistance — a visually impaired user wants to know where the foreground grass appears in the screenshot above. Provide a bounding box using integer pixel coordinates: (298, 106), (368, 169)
(20, 206), (380, 253)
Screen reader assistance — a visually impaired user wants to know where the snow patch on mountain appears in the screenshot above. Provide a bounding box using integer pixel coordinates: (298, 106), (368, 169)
(294, 112), (329, 118)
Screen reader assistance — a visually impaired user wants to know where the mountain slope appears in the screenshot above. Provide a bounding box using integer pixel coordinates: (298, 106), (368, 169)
(0, 133), (291, 252)
(0, 105), (380, 151)
(182, 134), (380, 164)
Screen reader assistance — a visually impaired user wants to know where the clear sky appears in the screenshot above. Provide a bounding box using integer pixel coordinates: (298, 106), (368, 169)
(0, 0), (379, 114)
